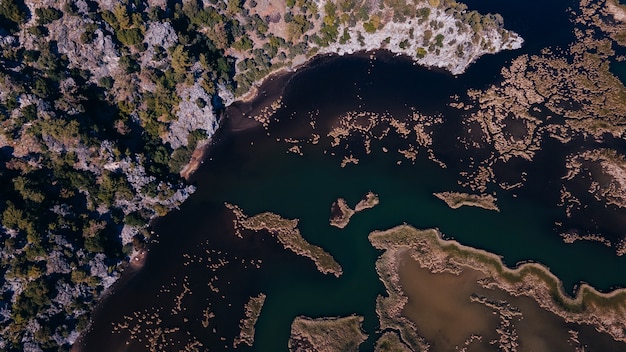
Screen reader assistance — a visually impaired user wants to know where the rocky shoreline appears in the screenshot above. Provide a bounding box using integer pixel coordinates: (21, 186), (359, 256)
(180, 0), (526, 179)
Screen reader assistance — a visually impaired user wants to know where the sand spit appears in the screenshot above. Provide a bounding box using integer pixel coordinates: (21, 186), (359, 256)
(226, 203), (343, 277)
(330, 191), (380, 228)
(233, 293), (267, 348)
(288, 315), (368, 352)
(433, 192), (499, 211)
(369, 225), (626, 346)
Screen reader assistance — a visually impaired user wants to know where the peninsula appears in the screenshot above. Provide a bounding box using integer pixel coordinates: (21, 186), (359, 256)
(369, 225), (626, 350)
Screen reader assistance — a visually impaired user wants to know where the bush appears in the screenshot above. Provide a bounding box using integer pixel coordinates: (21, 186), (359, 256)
(169, 147), (193, 173)
(35, 7), (62, 25)
(98, 76), (114, 89)
(116, 28), (143, 46)
(0, 0), (27, 31)
(363, 22), (376, 33)
(27, 25), (47, 37)
(119, 55), (139, 73)
(124, 212), (147, 227)
(435, 33), (444, 47)
(80, 22), (99, 44)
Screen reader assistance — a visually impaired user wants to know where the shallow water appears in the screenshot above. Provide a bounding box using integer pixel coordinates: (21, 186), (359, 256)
(398, 250), (626, 351)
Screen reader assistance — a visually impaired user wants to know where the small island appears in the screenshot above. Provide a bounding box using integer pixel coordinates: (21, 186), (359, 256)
(234, 293), (267, 348)
(330, 191), (380, 228)
(226, 203), (343, 277)
(288, 315), (368, 352)
(433, 192), (499, 211)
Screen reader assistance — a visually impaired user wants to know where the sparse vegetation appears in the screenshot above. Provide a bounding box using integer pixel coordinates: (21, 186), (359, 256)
(289, 315), (368, 352)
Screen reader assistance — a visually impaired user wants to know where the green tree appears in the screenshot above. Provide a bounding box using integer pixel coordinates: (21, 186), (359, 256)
(171, 45), (191, 76)
(2, 201), (36, 237)
(0, 0), (27, 30)
(116, 27), (143, 46)
(435, 33), (444, 47)
(112, 4), (131, 29)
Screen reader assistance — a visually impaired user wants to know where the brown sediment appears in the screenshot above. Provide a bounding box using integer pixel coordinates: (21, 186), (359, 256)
(398, 145), (418, 163)
(237, 67), (294, 103)
(180, 141), (210, 181)
(248, 96), (284, 130)
(288, 315), (368, 352)
(201, 307), (215, 328)
(559, 148), (626, 253)
(433, 191), (499, 212)
(110, 277), (206, 351)
(287, 145), (304, 156)
(557, 185), (582, 219)
(225, 203), (343, 277)
(373, 246), (430, 352)
(369, 225), (626, 346)
(129, 249), (147, 269)
(330, 191), (379, 228)
(618, 239), (626, 256)
(397, 251), (499, 351)
(233, 293), (267, 348)
(171, 276), (191, 315)
(327, 110), (443, 164)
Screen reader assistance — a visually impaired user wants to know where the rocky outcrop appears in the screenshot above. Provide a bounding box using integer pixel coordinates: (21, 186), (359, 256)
(167, 82), (218, 149)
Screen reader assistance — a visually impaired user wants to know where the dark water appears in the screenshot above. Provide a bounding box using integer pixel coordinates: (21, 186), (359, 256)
(79, 0), (626, 351)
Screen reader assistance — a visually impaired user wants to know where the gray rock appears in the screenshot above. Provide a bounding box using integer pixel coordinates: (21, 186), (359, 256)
(167, 82), (218, 149)
(144, 21), (178, 50)
(46, 251), (71, 275)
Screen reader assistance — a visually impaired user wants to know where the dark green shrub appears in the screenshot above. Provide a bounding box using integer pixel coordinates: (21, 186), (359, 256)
(35, 7), (62, 25)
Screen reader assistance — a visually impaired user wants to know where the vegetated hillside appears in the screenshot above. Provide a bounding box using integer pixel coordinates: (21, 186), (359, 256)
(0, 0), (519, 350)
